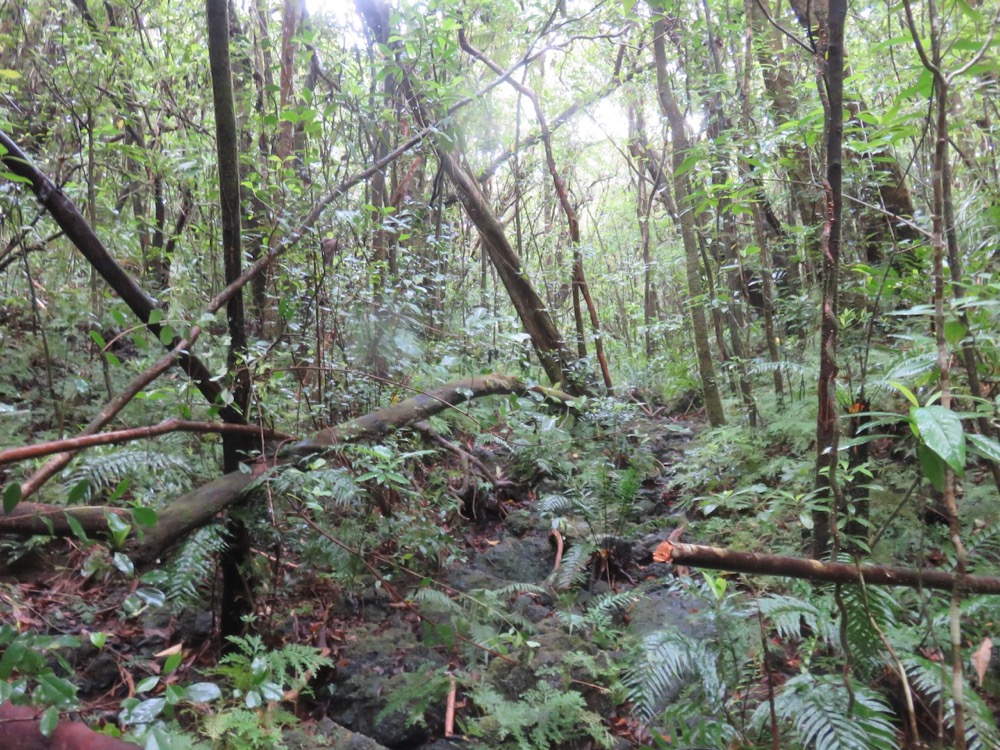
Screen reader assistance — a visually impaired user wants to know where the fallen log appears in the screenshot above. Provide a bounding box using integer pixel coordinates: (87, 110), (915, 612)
(1, 374), (567, 566)
(654, 540), (1000, 595)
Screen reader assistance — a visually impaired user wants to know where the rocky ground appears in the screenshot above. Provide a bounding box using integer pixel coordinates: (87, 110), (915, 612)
(1, 412), (713, 749)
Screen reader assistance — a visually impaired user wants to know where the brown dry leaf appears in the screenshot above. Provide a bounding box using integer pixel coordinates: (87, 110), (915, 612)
(153, 643), (183, 658)
(652, 541), (673, 563)
(971, 637), (992, 687)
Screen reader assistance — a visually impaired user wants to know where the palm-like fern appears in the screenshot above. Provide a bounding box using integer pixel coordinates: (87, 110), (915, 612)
(751, 672), (899, 750)
(625, 630), (722, 723)
(66, 447), (194, 504)
(903, 654), (1000, 750)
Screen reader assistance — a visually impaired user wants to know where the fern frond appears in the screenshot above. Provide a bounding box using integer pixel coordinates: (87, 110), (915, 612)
(412, 587), (462, 613)
(550, 540), (594, 591)
(966, 520), (1000, 562)
(841, 584), (900, 672)
(537, 493), (574, 515)
(883, 351), (937, 382)
(751, 672), (898, 750)
(162, 526), (227, 612)
(493, 582), (549, 598)
(626, 630), (715, 723)
(747, 359), (810, 377)
(758, 594), (838, 645)
(68, 448), (193, 503)
(903, 655), (1000, 750)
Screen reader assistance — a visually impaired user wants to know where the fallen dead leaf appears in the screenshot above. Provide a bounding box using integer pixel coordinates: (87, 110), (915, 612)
(971, 637), (992, 687)
(153, 643), (183, 658)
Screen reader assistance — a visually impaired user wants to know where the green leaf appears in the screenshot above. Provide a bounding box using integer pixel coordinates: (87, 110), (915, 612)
(912, 405), (966, 475)
(130, 507), (158, 527)
(148, 309), (163, 325)
(89, 632), (107, 648)
(918, 443), (945, 492)
(158, 324), (175, 345)
(67, 480), (90, 504)
(36, 672), (78, 706)
(163, 651), (183, 674)
(64, 513), (88, 543)
(39, 706), (59, 737)
(183, 682), (222, 703)
(121, 696), (166, 725)
(889, 381), (920, 408)
(136, 676), (160, 693)
(968, 433), (1000, 465)
(943, 319), (966, 346)
(3, 482), (21, 513)
(112, 552), (135, 577)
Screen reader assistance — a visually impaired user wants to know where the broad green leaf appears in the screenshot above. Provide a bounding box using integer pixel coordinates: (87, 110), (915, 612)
(968, 433), (1000, 465)
(36, 672), (77, 706)
(163, 651), (183, 674)
(3, 482), (21, 513)
(121, 697), (166, 725)
(912, 405), (965, 475)
(112, 552), (135, 577)
(89, 632), (107, 648)
(136, 676), (160, 693)
(67, 480), (89, 504)
(183, 682), (222, 704)
(64, 513), (87, 543)
(889, 381), (920, 407)
(39, 706), (59, 737)
(130, 507), (157, 527)
(943, 319), (966, 346)
(918, 443), (945, 492)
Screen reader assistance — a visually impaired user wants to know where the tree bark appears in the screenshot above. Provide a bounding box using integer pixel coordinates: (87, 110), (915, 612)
(811, 0), (846, 559)
(207, 0), (254, 641)
(657, 541), (1000, 595)
(650, 14), (726, 426)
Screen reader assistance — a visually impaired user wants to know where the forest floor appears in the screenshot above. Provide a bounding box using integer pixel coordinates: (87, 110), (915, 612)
(0, 407), (731, 749)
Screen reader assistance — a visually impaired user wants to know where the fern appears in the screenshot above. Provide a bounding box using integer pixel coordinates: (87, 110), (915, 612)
(751, 672), (898, 750)
(161, 526), (227, 612)
(537, 492), (573, 515)
(559, 588), (641, 634)
(758, 593), (839, 645)
(472, 684), (612, 749)
(625, 630), (720, 723)
(376, 668), (453, 728)
(67, 447), (193, 504)
(966, 520), (1000, 565)
(263, 465), (361, 508)
(841, 584), (900, 673)
(549, 540), (594, 591)
(903, 655), (1000, 750)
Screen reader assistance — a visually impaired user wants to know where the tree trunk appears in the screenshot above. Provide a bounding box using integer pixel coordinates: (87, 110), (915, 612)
(207, 0), (255, 641)
(811, 0), (846, 559)
(650, 14), (726, 427)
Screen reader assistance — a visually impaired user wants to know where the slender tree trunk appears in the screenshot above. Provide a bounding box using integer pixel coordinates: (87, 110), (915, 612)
(811, 0), (846, 559)
(207, 0), (255, 643)
(651, 14), (725, 426)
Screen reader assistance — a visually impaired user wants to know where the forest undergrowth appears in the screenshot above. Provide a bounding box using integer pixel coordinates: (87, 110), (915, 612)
(2, 352), (999, 750)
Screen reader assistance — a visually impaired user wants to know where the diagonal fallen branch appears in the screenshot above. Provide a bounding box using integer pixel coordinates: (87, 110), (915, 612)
(654, 540), (1000, 595)
(0, 420), (293, 466)
(0, 374), (571, 567)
